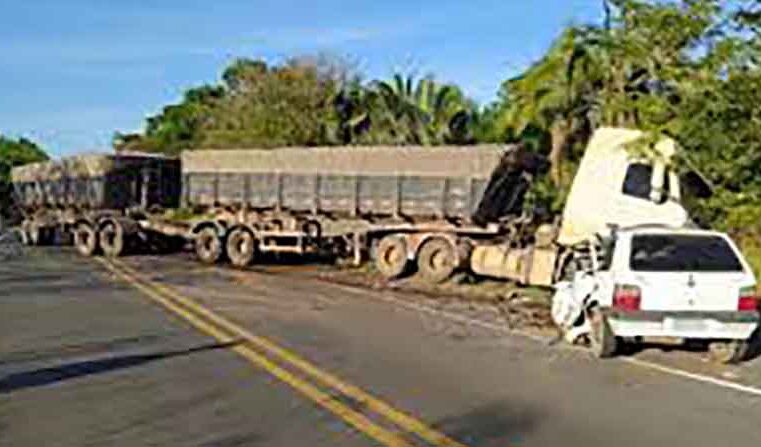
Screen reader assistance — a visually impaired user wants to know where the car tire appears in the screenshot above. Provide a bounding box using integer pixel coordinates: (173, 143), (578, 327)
(709, 340), (749, 364)
(589, 309), (618, 358)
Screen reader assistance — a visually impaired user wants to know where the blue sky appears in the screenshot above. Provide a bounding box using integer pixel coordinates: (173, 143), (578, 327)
(0, 0), (603, 156)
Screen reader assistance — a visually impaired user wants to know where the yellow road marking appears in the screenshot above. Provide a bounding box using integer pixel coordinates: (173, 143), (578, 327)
(97, 258), (413, 447)
(108, 258), (470, 447)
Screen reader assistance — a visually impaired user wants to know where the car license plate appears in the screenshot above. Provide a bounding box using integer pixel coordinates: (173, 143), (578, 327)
(667, 318), (708, 332)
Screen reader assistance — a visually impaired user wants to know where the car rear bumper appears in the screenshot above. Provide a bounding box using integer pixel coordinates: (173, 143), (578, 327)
(603, 309), (760, 340)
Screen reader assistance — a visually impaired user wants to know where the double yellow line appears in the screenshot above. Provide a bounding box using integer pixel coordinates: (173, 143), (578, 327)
(97, 258), (470, 447)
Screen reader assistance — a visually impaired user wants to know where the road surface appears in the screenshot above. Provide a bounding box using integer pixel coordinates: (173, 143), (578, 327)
(2, 248), (761, 446)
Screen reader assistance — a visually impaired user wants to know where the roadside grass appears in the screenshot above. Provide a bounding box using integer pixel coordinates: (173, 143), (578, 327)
(737, 238), (761, 293)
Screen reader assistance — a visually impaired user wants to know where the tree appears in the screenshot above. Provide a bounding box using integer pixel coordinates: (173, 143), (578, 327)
(490, 0), (723, 185)
(370, 74), (475, 145)
(114, 85), (224, 155)
(493, 28), (593, 185)
(197, 58), (340, 148)
(117, 59), (482, 152)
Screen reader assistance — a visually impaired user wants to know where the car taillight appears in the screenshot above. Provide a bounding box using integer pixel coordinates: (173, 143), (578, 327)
(738, 286), (758, 312)
(613, 284), (641, 312)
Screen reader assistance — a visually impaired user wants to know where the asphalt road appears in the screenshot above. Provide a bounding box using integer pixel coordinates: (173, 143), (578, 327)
(2, 248), (761, 447)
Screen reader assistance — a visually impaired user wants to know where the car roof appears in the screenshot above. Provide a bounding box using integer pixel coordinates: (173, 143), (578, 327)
(615, 224), (726, 238)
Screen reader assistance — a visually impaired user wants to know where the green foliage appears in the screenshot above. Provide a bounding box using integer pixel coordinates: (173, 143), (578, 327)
(0, 136), (48, 219)
(366, 74), (476, 145)
(484, 0), (761, 273)
(117, 59), (479, 152)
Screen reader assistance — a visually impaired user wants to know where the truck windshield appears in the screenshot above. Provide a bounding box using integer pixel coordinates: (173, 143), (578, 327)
(630, 234), (744, 272)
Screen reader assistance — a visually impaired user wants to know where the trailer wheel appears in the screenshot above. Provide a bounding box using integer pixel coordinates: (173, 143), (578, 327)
(588, 308), (618, 358)
(100, 221), (126, 257)
(18, 227), (30, 246)
(417, 237), (458, 283)
(709, 340), (749, 364)
(74, 223), (99, 257)
(375, 235), (409, 279)
(27, 225), (41, 246)
(226, 228), (257, 268)
(195, 227), (223, 264)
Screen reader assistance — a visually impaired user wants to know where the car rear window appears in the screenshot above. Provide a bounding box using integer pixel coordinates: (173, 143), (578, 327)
(630, 234), (744, 272)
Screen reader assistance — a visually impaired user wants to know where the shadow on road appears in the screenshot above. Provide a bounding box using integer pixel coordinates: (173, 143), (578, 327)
(743, 325), (761, 361)
(433, 401), (541, 446)
(0, 333), (173, 367)
(0, 340), (241, 394)
(615, 324), (761, 363)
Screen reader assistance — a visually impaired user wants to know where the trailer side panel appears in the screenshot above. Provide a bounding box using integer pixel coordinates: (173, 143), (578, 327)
(182, 146), (501, 220)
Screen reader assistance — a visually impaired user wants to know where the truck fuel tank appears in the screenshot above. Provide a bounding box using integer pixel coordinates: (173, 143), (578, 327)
(470, 243), (557, 287)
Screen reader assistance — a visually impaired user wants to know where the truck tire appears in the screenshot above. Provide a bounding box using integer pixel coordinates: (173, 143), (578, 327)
(74, 223), (99, 257)
(709, 340), (749, 364)
(589, 309), (618, 358)
(375, 235), (409, 280)
(195, 227), (223, 264)
(417, 237), (458, 283)
(28, 225), (41, 246)
(18, 227), (30, 246)
(100, 221), (126, 257)
(226, 228), (257, 268)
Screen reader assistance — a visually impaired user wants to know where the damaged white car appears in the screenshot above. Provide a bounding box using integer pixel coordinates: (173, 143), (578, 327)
(552, 225), (759, 363)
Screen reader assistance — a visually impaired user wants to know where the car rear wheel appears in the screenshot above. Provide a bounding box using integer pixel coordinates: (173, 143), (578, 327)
(588, 309), (618, 358)
(709, 340), (749, 364)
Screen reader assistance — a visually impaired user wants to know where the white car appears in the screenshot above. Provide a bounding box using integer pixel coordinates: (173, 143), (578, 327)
(552, 225), (759, 363)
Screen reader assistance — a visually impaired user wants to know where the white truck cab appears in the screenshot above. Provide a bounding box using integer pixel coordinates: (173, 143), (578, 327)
(553, 225), (759, 363)
(557, 128), (690, 247)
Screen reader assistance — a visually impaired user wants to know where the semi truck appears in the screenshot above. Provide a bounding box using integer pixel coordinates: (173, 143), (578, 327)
(10, 127), (698, 287)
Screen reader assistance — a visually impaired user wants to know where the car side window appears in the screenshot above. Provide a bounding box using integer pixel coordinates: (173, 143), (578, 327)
(622, 163), (653, 200)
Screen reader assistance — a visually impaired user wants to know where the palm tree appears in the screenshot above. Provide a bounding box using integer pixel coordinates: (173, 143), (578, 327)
(372, 73), (474, 145)
(493, 18), (661, 185)
(495, 28), (595, 185)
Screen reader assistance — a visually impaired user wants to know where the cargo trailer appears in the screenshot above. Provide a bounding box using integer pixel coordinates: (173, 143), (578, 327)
(11, 128), (697, 288)
(179, 144), (548, 283)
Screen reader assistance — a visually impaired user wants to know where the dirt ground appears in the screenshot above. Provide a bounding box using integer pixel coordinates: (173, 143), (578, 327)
(316, 264), (554, 329)
(194, 250), (557, 334)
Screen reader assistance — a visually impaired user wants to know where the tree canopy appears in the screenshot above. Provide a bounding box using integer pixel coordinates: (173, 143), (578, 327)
(115, 58), (477, 153)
